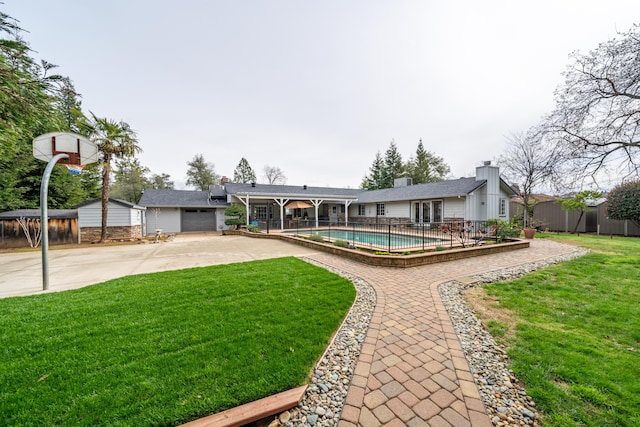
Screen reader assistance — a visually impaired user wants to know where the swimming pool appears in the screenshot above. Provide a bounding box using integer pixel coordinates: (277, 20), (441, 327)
(289, 228), (443, 251)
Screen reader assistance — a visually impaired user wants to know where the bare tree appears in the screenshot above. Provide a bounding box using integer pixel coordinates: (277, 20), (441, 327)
(544, 24), (640, 181)
(498, 130), (564, 227)
(262, 165), (287, 185)
(17, 217), (42, 248)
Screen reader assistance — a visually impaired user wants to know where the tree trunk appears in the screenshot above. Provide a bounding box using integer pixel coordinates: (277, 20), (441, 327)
(522, 194), (530, 228)
(572, 210), (584, 234)
(100, 156), (111, 242)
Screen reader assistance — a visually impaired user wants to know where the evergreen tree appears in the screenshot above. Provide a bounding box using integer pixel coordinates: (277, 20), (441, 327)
(186, 154), (219, 190)
(150, 173), (174, 190)
(361, 151), (385, 190)
(110, 158), (151, 204)
(382, 140), (404, 188)
(0, 10), (89, 210)
(233, 157), (257, 183)
(406, 139), (450, 184)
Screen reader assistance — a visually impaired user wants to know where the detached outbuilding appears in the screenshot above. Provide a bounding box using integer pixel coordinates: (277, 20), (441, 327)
(75, 198), (146, 242)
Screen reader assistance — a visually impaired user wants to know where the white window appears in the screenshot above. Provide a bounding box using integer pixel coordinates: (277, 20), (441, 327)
(376, 203), (385, 216)
(499, 198), (506, 217)
(254, 206), (267, 220)
(358, 204), (366, 216)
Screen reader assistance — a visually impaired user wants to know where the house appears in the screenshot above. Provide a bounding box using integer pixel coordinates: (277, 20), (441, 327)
(351, 164), (515, 224)
(75, 198), (146, 242)
(138, 163), (516, 233)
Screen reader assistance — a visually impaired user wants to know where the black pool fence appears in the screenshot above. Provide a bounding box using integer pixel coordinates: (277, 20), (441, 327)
(250, 219), (503, 253)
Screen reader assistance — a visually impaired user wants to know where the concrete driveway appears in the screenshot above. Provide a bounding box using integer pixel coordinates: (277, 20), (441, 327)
(0, 234), (319, 298)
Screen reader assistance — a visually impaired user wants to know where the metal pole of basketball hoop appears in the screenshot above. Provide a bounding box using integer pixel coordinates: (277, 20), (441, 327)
(40, 153), (70, 290)
(33, 132), (97, 291)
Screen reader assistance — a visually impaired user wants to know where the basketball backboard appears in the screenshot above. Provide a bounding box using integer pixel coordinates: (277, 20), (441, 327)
(33, 132), (99, 165)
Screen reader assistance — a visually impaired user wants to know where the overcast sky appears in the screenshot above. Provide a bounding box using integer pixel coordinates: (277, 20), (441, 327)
(5, 1), (640, 189)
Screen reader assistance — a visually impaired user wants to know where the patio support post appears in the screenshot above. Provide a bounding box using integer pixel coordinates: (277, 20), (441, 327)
(344, 200), (353, 226)
(273, 198), (289, 230)
(235, 194), (251, 226)
(310, 199), (323, 228)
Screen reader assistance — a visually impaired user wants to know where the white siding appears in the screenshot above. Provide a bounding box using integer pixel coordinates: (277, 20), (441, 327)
(145, 207), (181, 234)
(384, 201), (411, 219)
(129, 208), (143, 226)
(443, 198), (465, 219)
(475, 165), (501, 219)
(78, 201), (143, 227)
(216, 208), (230, 231)
(349, 202), (412, 219)
(471, 185), (488, 221)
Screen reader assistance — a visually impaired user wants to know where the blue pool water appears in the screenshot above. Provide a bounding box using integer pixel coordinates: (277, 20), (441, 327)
(291, 229), (442, 248)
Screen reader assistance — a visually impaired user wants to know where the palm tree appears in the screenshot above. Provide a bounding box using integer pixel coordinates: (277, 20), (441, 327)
(78, 112), (140, 242)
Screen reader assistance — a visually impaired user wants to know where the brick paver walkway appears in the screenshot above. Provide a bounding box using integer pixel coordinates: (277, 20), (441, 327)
(305, 239), (579, 427)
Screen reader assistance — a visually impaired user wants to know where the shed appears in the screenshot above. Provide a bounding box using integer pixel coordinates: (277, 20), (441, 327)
(75, 198), (146, 242)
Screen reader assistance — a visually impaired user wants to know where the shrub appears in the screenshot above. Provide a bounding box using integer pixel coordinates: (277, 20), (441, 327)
(307, 234), (325, 243)
(486, 218), (521, 241)
(333, 240), (349, 248)
(246, 224), (260, 233)
(224, 203), (247, 229)
(435, 246), (446, 252)
(606, 179), (640, 226)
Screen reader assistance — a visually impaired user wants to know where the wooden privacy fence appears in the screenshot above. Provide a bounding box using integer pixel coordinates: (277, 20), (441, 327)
(0, 210), (79, 249)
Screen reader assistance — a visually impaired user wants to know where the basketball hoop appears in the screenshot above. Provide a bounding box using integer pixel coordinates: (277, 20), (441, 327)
(64, 164), (86, 175)
(32, 132), (99, 291)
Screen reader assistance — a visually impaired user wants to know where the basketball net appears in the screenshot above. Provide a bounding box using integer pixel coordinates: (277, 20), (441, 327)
(64, 164), (86, 175)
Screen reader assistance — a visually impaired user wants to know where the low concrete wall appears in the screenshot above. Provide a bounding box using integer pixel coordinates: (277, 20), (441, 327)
(223, 230), (530, 268)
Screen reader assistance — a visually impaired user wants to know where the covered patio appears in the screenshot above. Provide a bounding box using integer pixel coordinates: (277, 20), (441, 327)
(222, 182), (361, 230)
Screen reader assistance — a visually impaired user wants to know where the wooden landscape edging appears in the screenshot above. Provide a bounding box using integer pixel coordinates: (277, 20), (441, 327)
(180, 385), (307, 427)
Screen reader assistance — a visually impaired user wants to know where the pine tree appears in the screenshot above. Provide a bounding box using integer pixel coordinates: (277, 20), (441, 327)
(361, 152), (385, 190)
(382, 140), (404, 188)
(406, 139), (450, 184)
(233, 157), (257, 183)
(110, 158), (152, 203)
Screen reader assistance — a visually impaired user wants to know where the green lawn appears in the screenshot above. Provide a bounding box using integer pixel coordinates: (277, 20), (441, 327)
(483, 234), (640, 426)
(0, 257), (356, 426)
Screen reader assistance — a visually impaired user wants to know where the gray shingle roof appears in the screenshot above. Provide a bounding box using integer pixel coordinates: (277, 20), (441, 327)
(0, 209), (78, 219)
(354, 178), (486, 203)
(74, 198), (145, 210)
(224, 183), (362, 199)
(139, 189), (228, 208)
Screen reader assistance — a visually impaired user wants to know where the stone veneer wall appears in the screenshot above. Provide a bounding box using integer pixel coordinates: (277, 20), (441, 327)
(80, 225), (142, 243)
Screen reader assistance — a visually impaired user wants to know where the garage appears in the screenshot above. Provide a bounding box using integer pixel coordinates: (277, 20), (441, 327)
(181, 208), (216, 232)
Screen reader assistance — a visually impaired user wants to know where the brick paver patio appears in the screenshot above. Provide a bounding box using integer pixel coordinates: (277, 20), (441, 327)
(305, 239), (579, 427)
